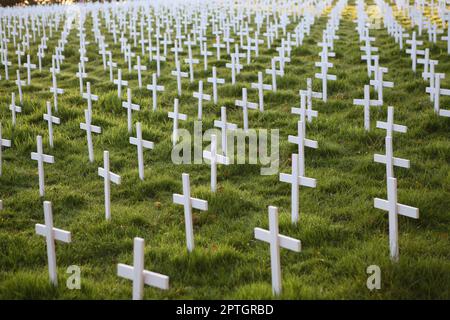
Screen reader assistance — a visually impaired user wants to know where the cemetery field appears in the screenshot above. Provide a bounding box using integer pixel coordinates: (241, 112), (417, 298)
(0, 1), (449, 300)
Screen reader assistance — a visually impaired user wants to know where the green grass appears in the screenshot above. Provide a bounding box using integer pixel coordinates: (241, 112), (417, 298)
(0, 2), (449, 299)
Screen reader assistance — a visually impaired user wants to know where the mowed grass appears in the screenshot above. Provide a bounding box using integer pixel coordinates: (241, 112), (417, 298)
(0, 2), (449, 299)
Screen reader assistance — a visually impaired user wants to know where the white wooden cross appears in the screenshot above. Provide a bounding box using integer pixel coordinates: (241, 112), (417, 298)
(193, 80), (211, 120)
(214, 106), (237, 157)
(173, 173), (208, 252)
(292, 91), (318, 125)
(168, 98), (187, 147)
(235, 88), (258, 131)
(417, 48), (433, 78)
(314, 61), (336, 102)
(9, 92), (21, 127)
(43, 101), (60, 148)
(442, 22), (450, 54)
(422, 61), (440, 102)
(153, 43), (166, 77)
(200, 42), (212, 71)
(171, 59), (188, 96)
(299, 78), (322, 122)
(353, 85), (382, 131)
(80, 109), (101, 163)
(376, 106), (407, 137)
(374, 177), (419, 262)
(405, 31), (424, 73)
(35, 201), (71, 286)
(122, 88), (140, 134)
(134, 55), (147, 88)
(203, 134), (230, 192)
(426, 73), (450, 115)
(251, 71), (272, 111)
(369, 66), (394, 104)
(280, 153), (316, 224)
(130, 122), (154, 180)
(147, 73), (164, 111)
(50, 61), (63, 111)
(15, 43), (24, 67)
(0, 122), (12, 176)
(82, 82), (98, 115)
(184, 46), (199, 83)
(23, 54), (36, 85)
(265, 58), (283, 92)
(225, 54), (242, 85)
(76, 62), (87, 95)
(288, 121), (318, 176)
(207, 66), (225, 104)
(98, 150), (121, 220)
(114, 69), (128, 98)
(117, 237), (169, 300)
(374, 134), (410, 179)
(254, 206), (301, 295)
(31, 135), (54, 197)
(15, 69), (26, 105)
(213, 36), (225, 60)
(107, 52), (117, 82)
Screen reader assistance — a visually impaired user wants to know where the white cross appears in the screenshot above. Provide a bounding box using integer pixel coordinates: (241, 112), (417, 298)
(9, 92), (21, 127)
(279, 153), (316, 224)
(50, 61), (63, 112)
(405, 31), (424, 73)
(374, 135), (410, 179)
(23, 54), (36, 85)
(130, 122), (154, 180)
(376, 106), (407, 137)
(15, 43), (24, 67)
(417, 48), (433, 78)
(35, 201), (71, 286)
(153, 43), (166, 77)
(168, 98), (187, 146)
(441, 22), (450, 54)
(171, 59), (188, 96)
(82, 82), (98, 114)
(107, 52), (117, 82)
(122, 88), (140, 134)
(214, 106), (237, 157)
(374, 177), (419, 262)
(147, 73), (164, 111)
(184, 49), (199, 83)
(173, 173), (208, 252)
(422, 61), (440, 102)
(31, 135), (54, 197)
(200, 42), (212, 71)
(265, 58), (283, 92)
(76, 62), (87, 95)
(213, 36), (225, 60)
(134, 55), (147, 88)
(43, 101), (60, 148)
(314, 61), (336, 102)
(251, 71), (272, 112)
(80, 109), (101, 163)
(98, 150), (121, 220)
(369, 66), (394, 103)
(292, 91), (318, 126)
(207, 66), (225, 104)
(353, 85), (382, 131)
(225, 54), (242, 85)
(15, 69), (26, 105)
(426, 73), (450, 114)
(288, 120), (318, 176)
(203, 134), (230, 192)
(254, 206), (301, 296)
(193, 80), (211, 120)
(117, 237), (169, 300)
(299, 78), (322, 122)
(0, 122), (12, 176)
(235, 88), (258, 131)
(114, 69), (128, 98)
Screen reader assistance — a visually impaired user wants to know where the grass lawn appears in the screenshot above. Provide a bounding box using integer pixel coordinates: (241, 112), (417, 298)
(0, 1), (449, 299)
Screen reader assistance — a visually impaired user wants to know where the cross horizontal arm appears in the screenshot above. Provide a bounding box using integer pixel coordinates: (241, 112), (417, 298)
(98, 168), (121, 184)
(374, 198), (419, 219)
(35, 224), (71, 242)
(254, 228), (301, 252)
